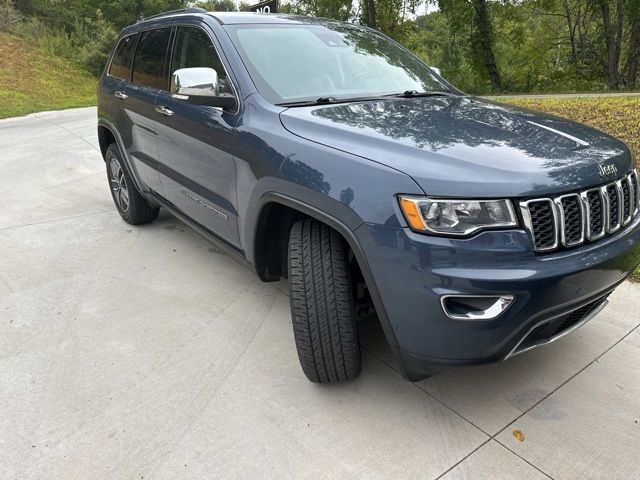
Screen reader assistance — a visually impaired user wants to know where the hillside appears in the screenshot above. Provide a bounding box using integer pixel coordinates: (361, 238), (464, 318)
(0, 32), (97, 119)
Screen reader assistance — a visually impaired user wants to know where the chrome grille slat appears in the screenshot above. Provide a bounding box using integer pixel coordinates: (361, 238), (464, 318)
(632, 170), (640, 215)
(581, 188), (606, 240)
(555, 194), (584, 246)
(520, 199), (558, 251)
(522, 169), (639, 252)
(622, 176), (633, 225)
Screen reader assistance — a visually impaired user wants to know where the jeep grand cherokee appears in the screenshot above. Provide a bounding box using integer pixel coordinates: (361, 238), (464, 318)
(97, 9), (640, 382)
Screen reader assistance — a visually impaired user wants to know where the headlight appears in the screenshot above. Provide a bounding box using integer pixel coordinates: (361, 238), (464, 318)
(398, 196), (518, 236)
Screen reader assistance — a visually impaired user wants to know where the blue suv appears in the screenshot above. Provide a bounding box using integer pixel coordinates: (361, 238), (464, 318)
(97, 9), (640, 382)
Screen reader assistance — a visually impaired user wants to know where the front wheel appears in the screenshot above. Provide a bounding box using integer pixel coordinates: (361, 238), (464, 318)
(288, 219), (361, 383)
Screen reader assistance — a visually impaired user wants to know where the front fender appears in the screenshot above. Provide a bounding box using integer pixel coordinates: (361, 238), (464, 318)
(248, 190), (405, 357)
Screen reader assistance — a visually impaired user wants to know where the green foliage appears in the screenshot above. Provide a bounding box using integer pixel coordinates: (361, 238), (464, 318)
(195, 0), (238, 11)
(73, 11), (119, 76)
(4, 0), (640, 99)
(0, 31), (96, 118)
(400, 0), (639, 94)
(106, 0), (188, 29)
(10, 0), (188, 77)
(15, 0), (188, 31)
(287, 0), (354, 21)
(195, 0), (253, 11)
(14, 11), (117, 76)
(404, 11), (491, 93)
(0, 0), (22, 32)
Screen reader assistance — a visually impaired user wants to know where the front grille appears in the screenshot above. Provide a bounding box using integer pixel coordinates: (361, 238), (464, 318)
(515, 295), (609, 354)
(551, 302), (597, 336)
(522, 170), (639, 252)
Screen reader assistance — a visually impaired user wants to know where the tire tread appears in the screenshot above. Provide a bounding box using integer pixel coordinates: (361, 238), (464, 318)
(288, 219), (361, 383)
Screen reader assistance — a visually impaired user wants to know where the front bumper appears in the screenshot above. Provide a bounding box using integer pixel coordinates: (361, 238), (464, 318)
(355, 215), (640, 381)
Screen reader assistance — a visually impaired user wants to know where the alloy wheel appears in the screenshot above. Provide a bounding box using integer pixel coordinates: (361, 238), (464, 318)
(109, 156), (129, 212)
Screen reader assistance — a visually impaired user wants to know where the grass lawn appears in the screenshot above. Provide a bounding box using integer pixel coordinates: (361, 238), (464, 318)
(0, 31), (96, 119)
(501, 96), (640, 281)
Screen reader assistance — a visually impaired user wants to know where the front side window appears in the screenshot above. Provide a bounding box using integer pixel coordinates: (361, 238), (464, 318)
(225, 24), (452, 104)
(109, 34), (137, 80)
(132, 28), (171, 89)
(171, 27), (233, 95)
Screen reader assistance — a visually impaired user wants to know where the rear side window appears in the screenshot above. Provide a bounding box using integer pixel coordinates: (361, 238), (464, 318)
(109, 34), (137, 80)
(132, 28), (171, 89)
(172, 27), (233, 95)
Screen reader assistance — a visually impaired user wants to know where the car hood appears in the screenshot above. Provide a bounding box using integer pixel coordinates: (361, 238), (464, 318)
(279, 96), (633, 197)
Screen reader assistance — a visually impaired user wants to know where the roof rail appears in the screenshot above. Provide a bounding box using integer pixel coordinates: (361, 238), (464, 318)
(137, 7), (207, 23)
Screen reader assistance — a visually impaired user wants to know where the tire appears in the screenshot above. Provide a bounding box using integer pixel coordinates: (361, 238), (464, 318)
(105, 143), (159, 225)
(288, 218), (361, 383)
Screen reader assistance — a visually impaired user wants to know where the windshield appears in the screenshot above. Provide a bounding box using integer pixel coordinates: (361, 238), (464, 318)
(225, 23), (453, 105)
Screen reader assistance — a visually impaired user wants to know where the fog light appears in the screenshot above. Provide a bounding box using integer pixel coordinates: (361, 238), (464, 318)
(441, 295), (514, 320)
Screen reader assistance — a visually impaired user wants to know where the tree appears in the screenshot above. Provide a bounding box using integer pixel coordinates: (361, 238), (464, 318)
(288, 0), (354, 20)
(470, 0), (503, 91)
(591, 0), (625, 88)
(361, 0), (378, 27)
(437, 0), (503, 92)
(622, 0), (640, 87)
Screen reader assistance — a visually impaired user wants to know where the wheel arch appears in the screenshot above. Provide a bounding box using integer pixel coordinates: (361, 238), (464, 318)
(248, 191), (401, 352)
(97, 123), (116, 160)
(97, 119), (147, 195)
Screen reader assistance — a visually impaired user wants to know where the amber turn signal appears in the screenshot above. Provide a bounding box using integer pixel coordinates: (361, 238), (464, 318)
(399, 197), (427, 231)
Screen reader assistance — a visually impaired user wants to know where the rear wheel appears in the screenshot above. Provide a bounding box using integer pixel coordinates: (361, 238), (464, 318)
(105, 143), (159, 225)
(288, 218), (361, 383)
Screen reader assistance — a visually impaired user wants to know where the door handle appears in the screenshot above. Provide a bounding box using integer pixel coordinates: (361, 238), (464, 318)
(114, 91), (128, 100)
(155, 105), (174, 116)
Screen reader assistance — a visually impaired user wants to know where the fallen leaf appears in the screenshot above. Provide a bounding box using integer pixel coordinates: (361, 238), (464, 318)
(513, 429), (525, 442)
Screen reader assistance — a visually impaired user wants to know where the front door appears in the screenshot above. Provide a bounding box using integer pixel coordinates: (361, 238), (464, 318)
(154, 24), (240, 247)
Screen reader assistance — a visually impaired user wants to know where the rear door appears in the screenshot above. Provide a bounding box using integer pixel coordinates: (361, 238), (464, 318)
(118, 26), (173, 194)
(154, 23), (241, 247)
(99, 33), (136, 127)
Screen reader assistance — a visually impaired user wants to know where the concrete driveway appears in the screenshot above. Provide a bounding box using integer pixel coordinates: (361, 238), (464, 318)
(1, 107), (639, 480)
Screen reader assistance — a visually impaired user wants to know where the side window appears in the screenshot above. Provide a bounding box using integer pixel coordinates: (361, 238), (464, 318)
(109, 34), (137, 80)
(132, 28), (172, 90)
(171, 27), (233, 95)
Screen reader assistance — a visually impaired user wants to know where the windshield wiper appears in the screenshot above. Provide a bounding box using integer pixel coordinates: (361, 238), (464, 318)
(276, 97), (339, 107)
(276, 91), (453, 108)
(386, 90), (455, 98)
(277, 95), (396, 107)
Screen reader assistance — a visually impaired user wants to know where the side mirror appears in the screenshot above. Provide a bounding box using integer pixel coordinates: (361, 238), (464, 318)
(171, 67), (236, 110)
(429, 66), (442, 76)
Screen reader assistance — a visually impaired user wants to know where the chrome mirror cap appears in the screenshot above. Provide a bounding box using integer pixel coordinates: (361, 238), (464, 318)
(171, 67), (219, 98)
